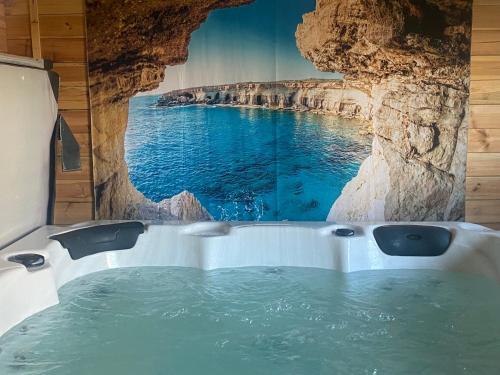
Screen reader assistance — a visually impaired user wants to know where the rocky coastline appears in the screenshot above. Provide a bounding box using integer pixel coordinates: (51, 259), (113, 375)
(157, 79), (373, 122)
(297, 0), (471, 221)
(87, 0), (472, 222)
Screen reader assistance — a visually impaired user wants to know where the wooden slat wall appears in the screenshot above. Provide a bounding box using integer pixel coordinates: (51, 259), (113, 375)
(45, 1), (93, 224)
(3, 0), (500, 227)
(0, 1), (7, 52)
(5, 0), (93, 224)
(467, 1), (500, 228)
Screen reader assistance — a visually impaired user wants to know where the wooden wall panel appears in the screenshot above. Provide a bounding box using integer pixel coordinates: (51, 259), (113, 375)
(4, 0), (28, 15)
(4, 0), (31, 57)
(466, 176), (500, 199)
(467, 153), (500, 176)
(30, 0), (93, 223)
(470, 80), (500, 104)
(39, 15), (85, 37)
(3, 0), (500, 227)
(58, 86), (89, 110)
(53, 202), (94, 224)
(472, 5), (500, 30)
(41, 38), (86, 62)
(466, 2), (500, 228)
(466, 200), (500, 223)
(468, 129), (500, 152)
(0, 2), (7, 52)
(53, 63), (87, 86)
(5, 15), (30, 39)
(470, 105), (500, 128)
(38, 0), (84, 15)
(472, 31), (500, 56)
(56, 154), (93, 219)
(471, 56), (500, 80)
(6, 0), (84, 16)
(6, 38), (31, 55)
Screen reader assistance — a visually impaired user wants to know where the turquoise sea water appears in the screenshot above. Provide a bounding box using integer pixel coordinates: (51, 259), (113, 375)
(1, 267), (500, 375)
(125, 96), (371, 220)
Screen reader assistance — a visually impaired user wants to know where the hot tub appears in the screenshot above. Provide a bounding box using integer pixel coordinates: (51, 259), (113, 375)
(1, 220), (499, 336)
(0, 221), (499, 374)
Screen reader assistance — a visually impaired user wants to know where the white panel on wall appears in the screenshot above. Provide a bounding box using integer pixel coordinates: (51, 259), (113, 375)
(0, 54), (58, 248)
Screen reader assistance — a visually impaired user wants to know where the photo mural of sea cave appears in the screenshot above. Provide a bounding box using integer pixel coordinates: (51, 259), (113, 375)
(86, 0), (472, 222)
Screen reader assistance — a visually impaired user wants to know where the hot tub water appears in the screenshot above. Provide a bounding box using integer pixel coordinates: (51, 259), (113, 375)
(1, 267), (499, 374)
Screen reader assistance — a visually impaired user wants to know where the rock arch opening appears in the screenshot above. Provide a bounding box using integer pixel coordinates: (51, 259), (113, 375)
(87, 0), (470, 222)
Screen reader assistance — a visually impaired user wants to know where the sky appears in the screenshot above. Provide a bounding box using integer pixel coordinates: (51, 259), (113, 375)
(144, 0), (341, 95)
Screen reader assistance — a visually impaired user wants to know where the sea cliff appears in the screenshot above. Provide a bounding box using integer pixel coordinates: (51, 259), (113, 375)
(296, 0), (471, 221)
(158, 79), (373, 121)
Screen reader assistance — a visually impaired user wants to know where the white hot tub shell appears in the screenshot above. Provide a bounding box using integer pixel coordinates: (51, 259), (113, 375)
(0, 221), (499, 338)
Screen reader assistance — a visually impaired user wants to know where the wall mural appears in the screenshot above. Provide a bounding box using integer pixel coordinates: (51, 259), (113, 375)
(86, 0), (472, 222)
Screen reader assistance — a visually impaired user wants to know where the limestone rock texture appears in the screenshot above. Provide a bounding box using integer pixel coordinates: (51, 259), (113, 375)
(297, 0), (472, 221)
(124, 191), (213, 221)
(86, 0), (253, 219)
